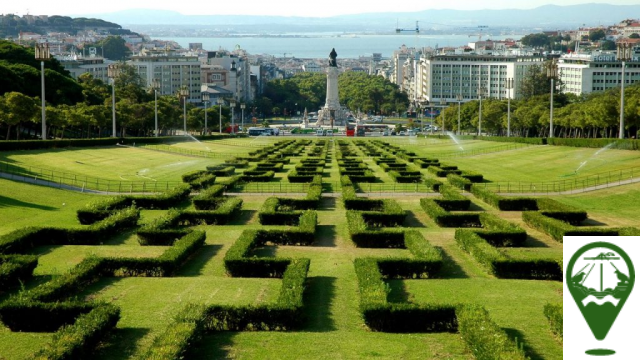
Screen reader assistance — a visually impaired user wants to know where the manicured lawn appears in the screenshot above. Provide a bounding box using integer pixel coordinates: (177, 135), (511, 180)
(0, 146), (219, 182)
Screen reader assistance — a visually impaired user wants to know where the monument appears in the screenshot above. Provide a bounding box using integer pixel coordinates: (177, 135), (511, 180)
(316, 48), (348, 127)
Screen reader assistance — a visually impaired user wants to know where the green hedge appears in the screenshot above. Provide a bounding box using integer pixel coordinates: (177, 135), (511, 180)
(0, 136), (195, 151)
(420, 199), (479, 228)
(224, 159), (249, 168)
(0, 254), (38, 288)
(548, 138), (640, 150)
(205, 165), (235, 176)
(544, 303), (563, 341)
(32, 304), (120, 360)
(470, 185), (538, 211)
(424, 178), (443, 191)
(522, 211), (620, 242)
(0, 300), (95, 332)
(259, 197), (304, 225)
(457, 304), (528, 360)
(428, 165), (462, 177)
(186, 173), (216, 191)
(241, 171), (275, 182)
(447, 174), (473, 191)
(1, 207), (140, 254)
(77, 185), (190, 224)
(389, 170), (422, 183)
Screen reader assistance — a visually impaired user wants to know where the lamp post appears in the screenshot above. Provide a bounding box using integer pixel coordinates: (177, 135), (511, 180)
(546, 59), (558, 138)
(202, 93), (210, 136)
(35, 43), (50, 140)
(618, 42), (631, 139)
(456, 94), (463, 135)
(230, 99), (236, 134)
(107, 64), (121, 138)
(217, 97), (224, 134)
(505, 78), (514, 137)
(240, 103), (246, 133)
(178, 85), (189, 134)
(151, 79), (160, 137)
(439, 98), (446, 135)
(477, 86), (487, 136)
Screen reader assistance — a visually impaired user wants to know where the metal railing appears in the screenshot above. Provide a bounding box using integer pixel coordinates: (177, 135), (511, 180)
(0, 161), (182, 193)
(139, 144), (243, 159)
(482, 167), (639, 194)
(356, 182), (435, 193)
(434, 143), (532, 158)
(230, 182), (312, 193)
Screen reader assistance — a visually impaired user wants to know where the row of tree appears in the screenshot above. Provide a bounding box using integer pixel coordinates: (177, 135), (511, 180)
(433, 82), (640, 138)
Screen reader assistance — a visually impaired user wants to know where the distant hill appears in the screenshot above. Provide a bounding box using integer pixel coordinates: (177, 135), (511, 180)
(84, 4), (640, 32)
(0, 15), (136, 38)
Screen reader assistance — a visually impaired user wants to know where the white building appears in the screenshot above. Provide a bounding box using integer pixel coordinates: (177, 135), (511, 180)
(129, 48), (201, 103)
(558, 49), (640, 95)
(57, 54), (111, 83)
(302, 62), (323, 73)
(205, 52), (253, 102)
(417, 54), (545, 103)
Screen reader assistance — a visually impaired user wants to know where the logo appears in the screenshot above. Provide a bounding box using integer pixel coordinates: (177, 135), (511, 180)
(566, 241), (635, 356)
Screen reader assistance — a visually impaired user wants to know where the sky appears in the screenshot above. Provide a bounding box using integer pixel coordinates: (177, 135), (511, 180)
(8, 1), (639, 18)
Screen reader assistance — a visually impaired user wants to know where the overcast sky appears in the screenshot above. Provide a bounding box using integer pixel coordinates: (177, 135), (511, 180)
(10, 1), (640, 18)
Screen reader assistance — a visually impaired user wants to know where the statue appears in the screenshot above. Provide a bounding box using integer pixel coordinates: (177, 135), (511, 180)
(329, 48), (337, 67)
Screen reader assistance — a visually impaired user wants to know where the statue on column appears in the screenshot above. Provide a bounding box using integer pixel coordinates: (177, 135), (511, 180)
(329, 48), (337, 67)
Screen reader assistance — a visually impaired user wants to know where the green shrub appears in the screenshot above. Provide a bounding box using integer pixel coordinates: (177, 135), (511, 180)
(205, 165), (235, 176)
(0, 254), (38, 288)
(420, 199), (479, 228)
(544, 303), (563, 341)
(457, 304), (528, 360)
(446, 174), (473, 191)
(424, 178), (443, 191)
(470, 185), (538, 211)
(0, 300), (95, 332)
(548, 138), (640, 150)
(241, 171), (275, 182)
(33, 304), (120, 360)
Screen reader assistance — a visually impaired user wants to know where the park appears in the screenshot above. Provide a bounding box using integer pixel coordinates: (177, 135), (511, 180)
(0, 134), (639, 359)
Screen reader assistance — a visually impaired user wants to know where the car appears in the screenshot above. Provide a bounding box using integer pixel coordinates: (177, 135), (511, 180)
(398, 131), (406, 136)
(326, 130), (334, 136)
(316, 129), (325, 136)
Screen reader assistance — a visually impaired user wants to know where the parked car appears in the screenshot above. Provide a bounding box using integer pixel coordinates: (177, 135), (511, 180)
(316, 129), (325, 136)
(326, 130), (334, 136)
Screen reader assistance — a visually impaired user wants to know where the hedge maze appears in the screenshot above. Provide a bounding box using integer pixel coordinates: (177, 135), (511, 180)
(4, 137), (635, 359)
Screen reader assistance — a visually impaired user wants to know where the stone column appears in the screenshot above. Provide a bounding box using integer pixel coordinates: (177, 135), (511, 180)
(325, 67), (340, 110)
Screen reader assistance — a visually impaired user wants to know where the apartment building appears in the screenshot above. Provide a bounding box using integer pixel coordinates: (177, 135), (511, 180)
(417, 54), (545, 103)
(558, 49), (640, 95)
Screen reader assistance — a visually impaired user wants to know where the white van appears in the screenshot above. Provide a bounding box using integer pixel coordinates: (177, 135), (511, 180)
(316, 129), (325, 136)
(326, 130), (333, 137)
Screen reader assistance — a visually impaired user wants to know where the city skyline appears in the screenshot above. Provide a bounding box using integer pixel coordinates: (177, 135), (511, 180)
(8, 1), (640, 18)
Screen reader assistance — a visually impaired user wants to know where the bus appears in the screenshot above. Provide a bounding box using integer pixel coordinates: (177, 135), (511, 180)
(345, 123), (355, 137)
(248, 127), (274, 136)
(356, 124), (391, 137)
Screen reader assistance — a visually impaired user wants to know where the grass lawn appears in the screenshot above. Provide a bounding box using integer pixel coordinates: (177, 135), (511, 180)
(0, 146), (220, 182)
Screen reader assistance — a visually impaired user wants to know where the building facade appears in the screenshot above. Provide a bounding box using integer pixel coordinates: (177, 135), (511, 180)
(558, 50), (640, 95)
(417, 54), (545, 103)
(129, 49), (201, 103)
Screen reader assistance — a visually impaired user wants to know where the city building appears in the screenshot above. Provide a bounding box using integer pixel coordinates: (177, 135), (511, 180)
(418, 54), (546, 103)
(204, 51), (253, 102)
(558, 45), (640, 95)
(56, 53), (111, 83)
(129, 48), (201, 103)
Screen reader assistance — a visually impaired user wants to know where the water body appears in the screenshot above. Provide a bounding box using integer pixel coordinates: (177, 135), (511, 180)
(156, 34), (523, 59)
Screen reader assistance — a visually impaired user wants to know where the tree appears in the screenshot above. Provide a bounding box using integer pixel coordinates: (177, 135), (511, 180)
(589, 29), (606, 42)
(520, 63), (562, 98)
(520, 33), (550, 48)
(95, 36), (131, 61)
(630, 33), (640, 39)
(3, 92), (38, 140)
(601, 40), (616, 51)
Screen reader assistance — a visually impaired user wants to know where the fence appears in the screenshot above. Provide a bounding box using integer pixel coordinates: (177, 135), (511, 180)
(230, 182), (312, 193)
(0, 161), (182, 193)
(356, 183), (435, 194)
(431, 143), (532, 159)
(139, 144), (242, 159)
(482, 168), (639, 194)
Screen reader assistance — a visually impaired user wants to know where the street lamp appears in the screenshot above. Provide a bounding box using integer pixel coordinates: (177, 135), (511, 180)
(230, 99), (236, 134)
(455, 94), (463, 135)
(202, 93), (210, 136)
(35, 43), (50, 140)
(546, 59), (558, 138)
(178, 85), (189, 134)
(477, 86), (487, 136)
(151, 79), (160, 137)
(107, 64), (121, 138)
(505, 78), (514, 137)
(439, 98), (446, 135)
(618, 42), (632, 139)
(240, 103), (246, 133)
(217, 97), (224, 134)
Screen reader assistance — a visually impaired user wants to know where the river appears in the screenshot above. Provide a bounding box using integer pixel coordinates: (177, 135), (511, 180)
(154, 34), (523, 59)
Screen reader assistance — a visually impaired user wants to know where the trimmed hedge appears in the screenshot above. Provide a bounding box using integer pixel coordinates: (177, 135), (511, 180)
(0, 300), (95, 332)
(1, 207), (140, 254)
(457, 305), (528, 360)
(522, 211), (620, 242)
(32, 304), (120, 360)
(0, 254), (38, 288)
(224, 159), (249, 168)
(447, 174), (473, 191)
(548, 138), (640, 150)
(424, 178), (443, 192)
(428, 165), (462, 177)
(389, 170), (422, 183)
(205, 165), (235, 176)
(241, 171), (275, 182)
(544, 303), (563, 341)
(77, 185), (191, 224)
(470, 185), (538, 211)
(420, 199), (479, 228)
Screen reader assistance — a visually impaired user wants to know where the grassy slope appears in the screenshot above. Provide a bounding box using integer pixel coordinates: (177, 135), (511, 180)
(0, 147), (220, 182)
